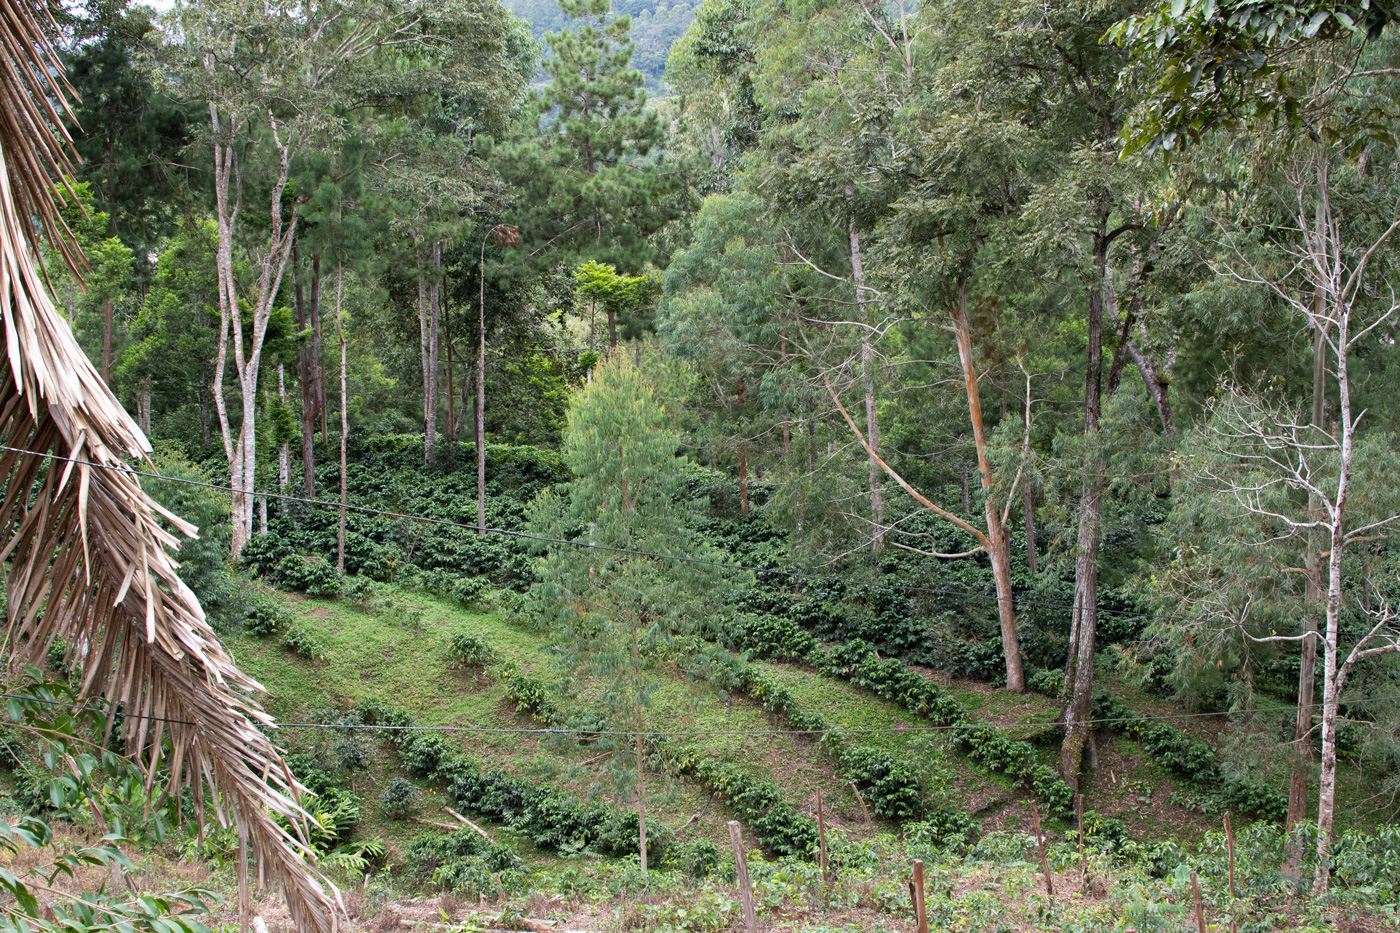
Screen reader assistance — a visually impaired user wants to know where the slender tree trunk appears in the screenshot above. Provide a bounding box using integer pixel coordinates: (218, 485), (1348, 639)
(258, 495), (267, 535)
(1024, 482), (1037, 573)
(417, 249), (434, 465)
(737, 374), (749, 516)
(140, 375), (151, 435)
(336, 262), (348, 577)
(1061, 230), (1110, 786)
(445, 313), (456, 440)
(101, 302), (113, 384)
(477, 240), (487, 534)
(293, 241), (316, 497)
(200, 386), (210, 449)
(952, 280), (1024, 692)
(1286, 309), (1327, 877)
(636, 725), (648, 873)
(1061, 461), (1104, 785)
(848, 191), (881, 547)
(780, 330), (791, 466)
(1314, 208), (1354, 893)
(428, 241), (442, 456)
(311, 252), (327, 445)
(278, 364), (290, 513)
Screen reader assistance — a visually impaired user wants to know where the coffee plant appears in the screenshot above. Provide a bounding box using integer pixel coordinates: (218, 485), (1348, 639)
(281, 626), (326, 661)
(449, 632), (496, 669)
(379, 777), (423, 819)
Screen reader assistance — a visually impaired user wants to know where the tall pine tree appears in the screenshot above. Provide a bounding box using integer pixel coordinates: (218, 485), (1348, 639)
(525, 352), (727, 872)
(496, 0), (681, 278)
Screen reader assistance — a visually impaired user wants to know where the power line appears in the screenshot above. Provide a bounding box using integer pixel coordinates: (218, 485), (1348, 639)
(0, 444), (1171, 622)
(0, 690), (1325, 738)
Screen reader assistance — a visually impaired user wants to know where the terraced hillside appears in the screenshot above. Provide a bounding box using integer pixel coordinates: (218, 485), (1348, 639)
(232, 582), (1383, 878)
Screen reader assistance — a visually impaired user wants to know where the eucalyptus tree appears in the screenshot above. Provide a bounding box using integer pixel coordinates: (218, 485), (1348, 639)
(366, 5), (528, 465)
(162, 0), (434, 555)
(872, 108), (1041, 695)
(659, 192), (802, 512)
(744, 0), (921, 550)
(909, 0), (1188, 766)
(1114, 0), (1400, 873)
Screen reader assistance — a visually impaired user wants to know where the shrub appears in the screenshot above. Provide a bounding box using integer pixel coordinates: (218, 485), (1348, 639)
(834, 745), (923, 822)
(727, 614), (815, 661)
(240, 533), (291, 579)
(281, 626), (326, 660)
(449, 633), (495, 669)
(500, 668), (565, 725)
(399, 733), (452, 777)
(1027, 668), (1065, 700)
(273, 554), (342, 597)
(334, 735), (370, 773)
(905, 810), (979, 855)
(46, 638), (69, 672)
(451, 575), (491, 605)
(405, 830), (525, 897)
(661, 837), (722, 878)
(244, 596), (290, 636)
(379, 778), (422, 819)
(594, 810), (674, 863)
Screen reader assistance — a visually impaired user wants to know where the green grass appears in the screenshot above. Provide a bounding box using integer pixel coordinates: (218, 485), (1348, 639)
(226, 583), (1388, 866)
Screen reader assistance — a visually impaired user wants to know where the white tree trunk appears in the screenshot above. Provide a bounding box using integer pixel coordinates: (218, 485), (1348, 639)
(847, 189), (881, 548)
(277, 364), (290, 511)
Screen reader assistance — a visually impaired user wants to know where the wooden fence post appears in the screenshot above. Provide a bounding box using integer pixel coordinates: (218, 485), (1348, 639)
(1191, 870), (1206, 933)
(728, 821), (756, 933)
(1224, 812), (1237, 898)
(1225, 813), (1238, 933)
(1030, 800), (1054, 896)
(1076, 793), (1086, 884)
(912, 859), (928, 933)
(817, 788), (831, 885)
(236, 814), (250, 933)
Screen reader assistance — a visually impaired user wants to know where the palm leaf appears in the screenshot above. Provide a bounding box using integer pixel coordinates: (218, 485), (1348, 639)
(0, 3), (340, 932)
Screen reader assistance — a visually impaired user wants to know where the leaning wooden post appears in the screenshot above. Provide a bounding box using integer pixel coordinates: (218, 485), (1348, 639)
(1030, 800), (1054, 896)
(816, 788), (831, 885)
(1225, 813), (1238, 933)
(236, 813), (251, 933)
(1076, 793), (1086, 883)
(1224, 812), (1237, 898)
(728, 821), (756, 933)
(1191, 870), (1206, 933)
(912, 859), (929, 933)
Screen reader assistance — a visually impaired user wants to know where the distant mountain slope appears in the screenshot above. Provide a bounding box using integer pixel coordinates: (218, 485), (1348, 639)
(504, 0), (697, 90)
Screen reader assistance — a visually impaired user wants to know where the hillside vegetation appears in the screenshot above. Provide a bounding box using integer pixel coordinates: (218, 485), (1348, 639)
(4, 0), (1400, 930)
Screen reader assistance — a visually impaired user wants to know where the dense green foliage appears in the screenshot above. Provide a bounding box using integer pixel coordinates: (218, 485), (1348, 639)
(23, 0), (1400, 922)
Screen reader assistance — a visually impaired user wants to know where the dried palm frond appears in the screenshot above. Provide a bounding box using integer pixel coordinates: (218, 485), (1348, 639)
(0, 3), (339, 932)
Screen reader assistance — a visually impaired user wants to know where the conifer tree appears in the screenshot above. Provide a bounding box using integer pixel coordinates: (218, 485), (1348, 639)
(525, 353), (726, 872)
(497, 0), (680, 277)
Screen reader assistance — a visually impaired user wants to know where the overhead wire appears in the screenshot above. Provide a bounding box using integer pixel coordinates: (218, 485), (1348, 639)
(0, 690), (1324, 738)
